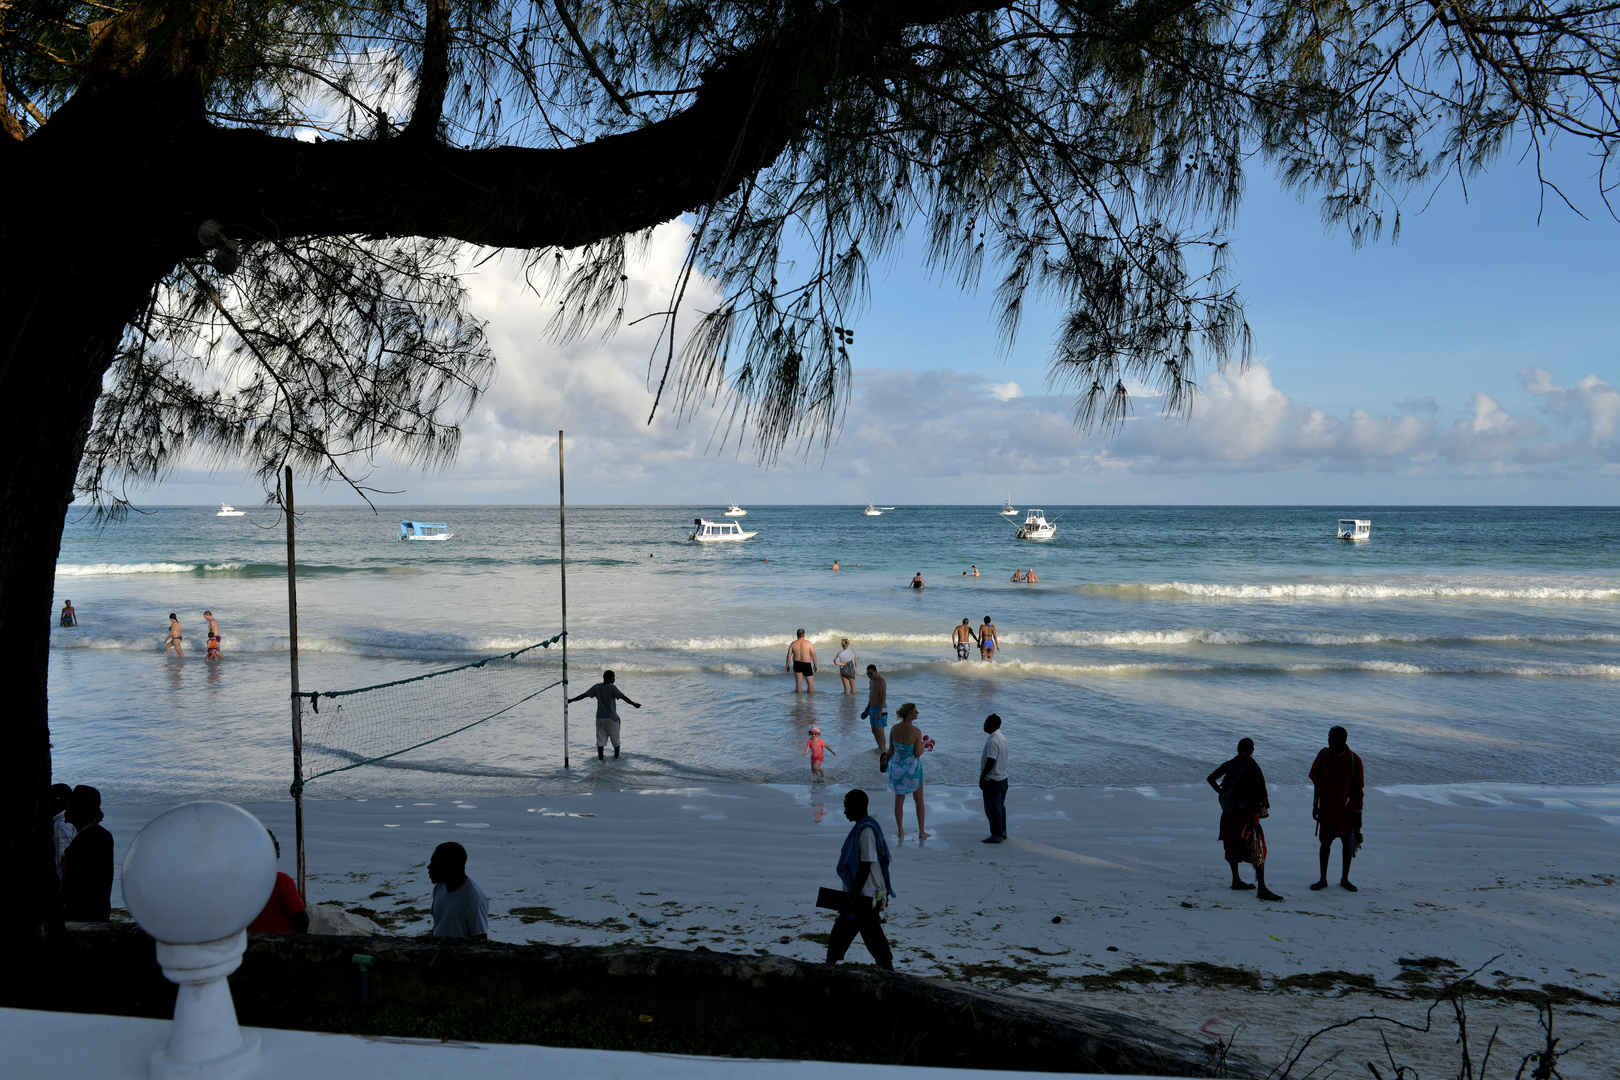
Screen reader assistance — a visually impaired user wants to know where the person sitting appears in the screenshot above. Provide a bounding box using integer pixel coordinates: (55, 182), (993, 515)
(59, 601), (77, 627)
(60, 785), (114, 921)
(248, 830), (309, 933)
(429, 842), (489, 939)
(50, 783), (75, 880)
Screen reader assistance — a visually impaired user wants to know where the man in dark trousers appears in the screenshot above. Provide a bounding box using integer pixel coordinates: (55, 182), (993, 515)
(568, 669), (642, 761)
(979, 714), (1009, 843)
(827, 789), (894, 970)
(59, 785), (114, 921)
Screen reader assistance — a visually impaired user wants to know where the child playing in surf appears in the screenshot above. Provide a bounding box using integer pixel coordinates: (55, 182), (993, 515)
(804, 726), (836, 782)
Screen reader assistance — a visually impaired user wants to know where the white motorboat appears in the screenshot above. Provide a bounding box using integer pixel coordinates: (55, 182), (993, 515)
(399, 521), (452, 541)
(1014, 508), (1057, 541)
(723, 503), (748, 517)
(215, 503), (245, 517)
(999, 498), (1018, 516)
(1337, 518), (1372, 541)
(690, 517), (757, 542)
(862, 503), (882, 517)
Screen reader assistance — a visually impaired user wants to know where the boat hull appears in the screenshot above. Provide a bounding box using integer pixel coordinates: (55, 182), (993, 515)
(402, 534), (452, 541)
(692, 532), (757, 542)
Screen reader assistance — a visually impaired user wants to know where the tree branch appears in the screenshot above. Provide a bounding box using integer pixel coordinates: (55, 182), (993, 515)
(553, 0), (634, 117)
(208, 0), (1011, 252)
(405, 0), (453, 140)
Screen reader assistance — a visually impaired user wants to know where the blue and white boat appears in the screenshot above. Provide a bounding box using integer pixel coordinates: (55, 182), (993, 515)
(399, 521), (452, 541)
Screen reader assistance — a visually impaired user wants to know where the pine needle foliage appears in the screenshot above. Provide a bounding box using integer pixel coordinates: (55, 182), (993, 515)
(5, 0), (1616, 475)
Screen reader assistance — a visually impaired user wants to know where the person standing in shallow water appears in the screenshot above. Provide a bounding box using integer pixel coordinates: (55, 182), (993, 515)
(785, 628), (818, 692)
(568, 669), (642, 760)
(1206, 738), (1283, 902)
(1309, 725), (1365, 892)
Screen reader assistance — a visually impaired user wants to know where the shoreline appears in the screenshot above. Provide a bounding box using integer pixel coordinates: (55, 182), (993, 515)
(95, 780), (1617, 1067)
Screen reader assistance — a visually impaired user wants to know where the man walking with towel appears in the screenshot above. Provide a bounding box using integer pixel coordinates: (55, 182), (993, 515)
(569, 670), (642, 761)
(826, 789), (894, 970)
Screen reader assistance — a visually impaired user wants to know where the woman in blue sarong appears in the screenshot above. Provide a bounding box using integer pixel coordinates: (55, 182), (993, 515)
(887, 703), (928, 840)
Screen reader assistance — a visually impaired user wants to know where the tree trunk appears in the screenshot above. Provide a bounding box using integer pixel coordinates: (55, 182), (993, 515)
(0, 235), (168, 1006)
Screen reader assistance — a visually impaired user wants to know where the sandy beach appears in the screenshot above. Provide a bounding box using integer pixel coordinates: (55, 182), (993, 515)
(100, 779), (1617, 1074)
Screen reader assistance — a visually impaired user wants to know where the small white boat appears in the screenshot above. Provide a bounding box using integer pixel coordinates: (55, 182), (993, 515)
(999, 498), (1018, 517)
(1015, 508), (1057, 541)
(723, 503), (748, 517)
(215, 503), (245, 517)
(863, 503), (882, 517)
(690, 517), (757, 542)
(1337, 519), (1372, 542)
(399, 521), (452, 541)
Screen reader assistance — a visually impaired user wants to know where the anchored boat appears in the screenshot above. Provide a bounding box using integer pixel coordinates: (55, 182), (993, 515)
(723, 503), (748, 517)
(399, 521), (452, 541)
(690, 517), (757, 542)
(1014, 508), (1057, 541)
(1337, 519), (1371, 542)
(999, 498), (1018, 516)
(216, 503), (245, 517)
(863, 503), (883, 517)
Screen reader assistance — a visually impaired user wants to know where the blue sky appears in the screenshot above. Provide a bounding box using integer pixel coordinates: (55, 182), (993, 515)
(143, 144), (1618, 508)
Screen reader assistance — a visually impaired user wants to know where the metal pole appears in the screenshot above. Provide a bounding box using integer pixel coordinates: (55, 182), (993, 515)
(285, 465), (306, 897)
(559, 430), (569, 769)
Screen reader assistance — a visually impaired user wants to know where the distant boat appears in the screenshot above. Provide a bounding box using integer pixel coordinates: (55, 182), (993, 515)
(863, 503), (882, 517)
(399, 521), (452, 541)
(691, 518), (757, 542)
(1337, 518), (1371, 542)
(216, 504), (245, 517)
(999, 498), (1018, 516)
(723, 503), (748, 517)
(1014, 508), (1057, 541)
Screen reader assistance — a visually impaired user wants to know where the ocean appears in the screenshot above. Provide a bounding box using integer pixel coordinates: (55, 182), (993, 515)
(47, 505), (1620, 803)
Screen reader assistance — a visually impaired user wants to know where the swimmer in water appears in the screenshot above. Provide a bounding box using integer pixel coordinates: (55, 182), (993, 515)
(1024, 568), (1040, 583)
(910, 572), (924, 589)
(832, 560), (840, 571)
(1010, 569), (1024, 582)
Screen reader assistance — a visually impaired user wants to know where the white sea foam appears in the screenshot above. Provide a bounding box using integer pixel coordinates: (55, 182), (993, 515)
(945, 657), (1620, 679)
(1088, 580), (1620, 601)
(55, 561), (247, 576)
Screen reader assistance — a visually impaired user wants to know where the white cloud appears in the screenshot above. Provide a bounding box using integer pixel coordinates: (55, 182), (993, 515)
(126, 227), (1619, 505)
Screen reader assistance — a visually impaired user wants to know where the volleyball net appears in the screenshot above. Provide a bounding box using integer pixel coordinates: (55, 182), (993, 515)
(291, 633), (565, 793)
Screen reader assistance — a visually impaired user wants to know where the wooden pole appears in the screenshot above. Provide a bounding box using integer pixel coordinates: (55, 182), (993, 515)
(559, 430), (569, 769)
(284, 465), (306, 897)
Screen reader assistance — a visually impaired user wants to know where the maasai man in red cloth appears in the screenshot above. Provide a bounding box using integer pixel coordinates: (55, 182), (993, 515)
(1309, 725), (1365, 892)
(1206, 738), (1283, 902)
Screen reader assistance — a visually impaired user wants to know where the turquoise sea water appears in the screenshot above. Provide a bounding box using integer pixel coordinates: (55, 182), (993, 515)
(47, 505), (1620, 802)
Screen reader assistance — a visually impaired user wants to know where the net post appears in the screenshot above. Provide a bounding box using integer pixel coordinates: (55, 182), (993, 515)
(284, 465), (306, 897)
(559, 429), (569, 770)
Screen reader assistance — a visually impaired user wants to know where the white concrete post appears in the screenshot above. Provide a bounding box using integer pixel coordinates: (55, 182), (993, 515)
(121, 802), (278, 1080)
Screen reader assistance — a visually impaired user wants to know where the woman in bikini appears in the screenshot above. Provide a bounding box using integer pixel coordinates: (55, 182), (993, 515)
(979, 616), (998, 661)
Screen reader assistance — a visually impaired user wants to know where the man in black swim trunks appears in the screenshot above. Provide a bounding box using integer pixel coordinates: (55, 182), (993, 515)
(786, 628), (818, 692)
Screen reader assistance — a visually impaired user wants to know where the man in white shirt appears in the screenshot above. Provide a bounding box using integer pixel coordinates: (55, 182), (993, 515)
(979, 714), (1009, 844)
(428, 842), (489, 939)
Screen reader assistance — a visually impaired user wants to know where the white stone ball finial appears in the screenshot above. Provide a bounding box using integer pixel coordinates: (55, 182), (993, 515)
(121, 801), (277, 1080)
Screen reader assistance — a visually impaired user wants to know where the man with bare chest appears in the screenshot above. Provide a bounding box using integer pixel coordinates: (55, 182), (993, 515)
(785, 628), (817, 692)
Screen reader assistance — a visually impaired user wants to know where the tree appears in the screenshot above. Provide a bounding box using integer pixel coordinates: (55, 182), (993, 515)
(2, 0), (1614, 988)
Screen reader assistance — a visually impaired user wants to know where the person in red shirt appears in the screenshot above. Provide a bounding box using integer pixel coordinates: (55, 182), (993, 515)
(1309, 726), (1365, 892)
(248, 830), (309, 933)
